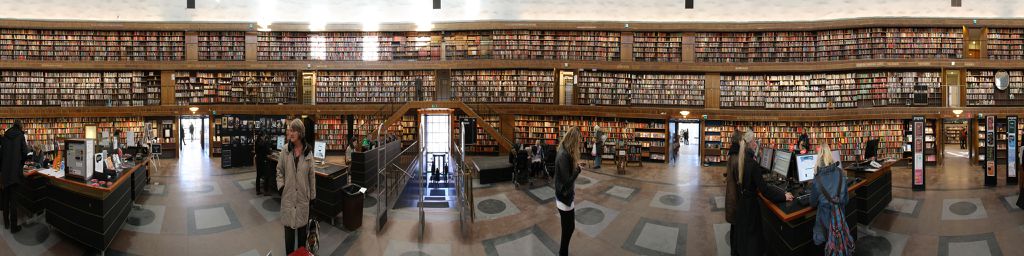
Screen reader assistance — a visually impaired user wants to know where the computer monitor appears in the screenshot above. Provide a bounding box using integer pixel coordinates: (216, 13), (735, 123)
(313, 140), (327, 161)
(831, 150), (842, 169)
(795, 154), (818, 182)
(772, 150), (792, 177)
(276, 136), (286, 150)
(864, 139), (880, 160)
(760, 148), (774, 170)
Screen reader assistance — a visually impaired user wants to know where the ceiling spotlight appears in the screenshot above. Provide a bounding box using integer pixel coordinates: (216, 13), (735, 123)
(685, 0), (693, 9)
(433, 0), (441, 9)
(187, 0), (195, 9)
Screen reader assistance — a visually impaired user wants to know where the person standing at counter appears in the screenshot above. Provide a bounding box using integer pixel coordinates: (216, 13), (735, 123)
(731, 128), (793, 256)
(1, 121), (30, 233)
(276, 119), (316, 254)
(554, 126), (584, 256)
(808, 143), (855, 255)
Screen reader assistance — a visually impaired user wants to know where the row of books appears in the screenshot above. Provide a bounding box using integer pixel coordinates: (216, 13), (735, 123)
(0, 117), (145, 152)
(315, 70), (435, 103)
(986, 28), (1024, 60)
(174, 71), (297, 105)
(257, 31), (441, 61)
(198, 31), (246, 61)
(703, 119), (906, 163)
(451, 69), (556, 104)
(0, 29), (184, 61)
(576, 71), (705, 107)
(721, 71), (941, 109)
(0, 70), (160, 107)
(965, 70), (1024, 106)
(694, 28), (963, 63)
(632, 31), (684, 62)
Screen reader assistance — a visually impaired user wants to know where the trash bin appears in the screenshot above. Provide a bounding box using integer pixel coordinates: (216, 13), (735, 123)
(342, 184), (365, 231)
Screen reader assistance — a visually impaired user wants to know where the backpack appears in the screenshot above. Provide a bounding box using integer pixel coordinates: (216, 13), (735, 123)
(817, 174), (855, 256)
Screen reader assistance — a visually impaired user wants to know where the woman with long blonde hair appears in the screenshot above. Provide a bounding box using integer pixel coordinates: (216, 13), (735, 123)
(731, 128), (793, 256)
(554, 126), (584, 256)
(808, 143), (854, 255)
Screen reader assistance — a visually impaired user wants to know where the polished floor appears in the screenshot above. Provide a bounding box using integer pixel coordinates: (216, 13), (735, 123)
(0, 142), (1022, 255)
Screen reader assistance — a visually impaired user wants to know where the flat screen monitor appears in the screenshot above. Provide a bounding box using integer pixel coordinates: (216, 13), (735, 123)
(760, 148), (774, 170)
(795, 154), (818, 182)
(864, 139), (879, 160)
(831, 150), (842, 169)
(772, 150), (792, 177)
(276, 136), (286, 150)
(314, 140), (327, 160)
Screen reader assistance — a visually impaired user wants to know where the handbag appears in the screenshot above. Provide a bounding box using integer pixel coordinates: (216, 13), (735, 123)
(306, 217), (320, 254)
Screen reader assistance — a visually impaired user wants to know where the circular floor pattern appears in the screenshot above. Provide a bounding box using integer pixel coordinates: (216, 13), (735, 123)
(854, 236), (893, 256)
(364, 196), (378, 208)
(399, 251), (431, 256)
(478, 199), (507, 215)
(949, 201), (978, 216)
(12, 223), (50, 246)
(575, 207), (605, 225)
(262, 198), (282, 212)
(127, 208), (157, 226)
(575, 177), (592, 185)
(659, 194), (684, 206)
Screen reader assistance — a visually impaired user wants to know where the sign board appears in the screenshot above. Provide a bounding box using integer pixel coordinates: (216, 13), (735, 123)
(1009, 116), (1018, 184)
(912, 116), (926, 190)
(985, 115), (997, 187)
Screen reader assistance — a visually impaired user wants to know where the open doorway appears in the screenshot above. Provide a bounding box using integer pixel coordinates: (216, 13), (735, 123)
(943, 118), (970, 168)
(179, 115), (209, 157)
(669, 120), (701, 166)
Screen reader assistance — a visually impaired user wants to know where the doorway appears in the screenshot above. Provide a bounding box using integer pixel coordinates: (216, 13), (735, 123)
(669, 120), (701, 166)
(179, 115), (209, 156)
(943, 118), (970, 167)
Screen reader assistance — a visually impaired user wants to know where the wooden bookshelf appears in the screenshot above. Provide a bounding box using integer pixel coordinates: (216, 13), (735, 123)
(633, 32), (683, 62)
(966, 70), (1024, 106)
(0, 117), (145, 152)
(720, 75), (768, 108)
(514, 115), (559, 146)
(944, 122), (966, 145)
(705, 120), (904, 164)
(722, 71), (940, 109)
(576, 71), (632, 106)
(986, 28), (1024, 60)
(316, 115), (348, 151)
(198, 31), (246, 61)
(452, 115), (500, 155)
(401, 115), (418, 148)
(443, 31), (492, 60)
(0, 70), (160, 107)
(817, 28), (963, 61)
(491, 30), (620, 61)
(632, 73), (705, 107)
(903, 119), (938, 164)
(316, 70), (435, 103)
(257, 31), (441, 61)
(451, 69), (555, 104)
(0, 29), (184, 61)
(695, 31), (817, 63)
(174, 71), (297, 105)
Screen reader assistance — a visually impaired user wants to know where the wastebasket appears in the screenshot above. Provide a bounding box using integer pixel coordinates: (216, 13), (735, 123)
(342, 184), (365, 231)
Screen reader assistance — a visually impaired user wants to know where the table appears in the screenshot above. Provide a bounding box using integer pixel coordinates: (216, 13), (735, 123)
(757, 161), (895, 255)
(24, 158), (150, 253)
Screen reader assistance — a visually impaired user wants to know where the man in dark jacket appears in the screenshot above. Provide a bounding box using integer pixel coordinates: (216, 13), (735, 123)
(1, 121), (30, 233)
(254, 131), (269, 195)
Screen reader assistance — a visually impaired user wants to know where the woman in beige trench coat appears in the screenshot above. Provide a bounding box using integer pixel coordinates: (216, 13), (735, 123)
(277, 118), (316, 254)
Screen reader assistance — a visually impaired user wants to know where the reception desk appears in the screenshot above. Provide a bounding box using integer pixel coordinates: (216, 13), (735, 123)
(24, 158), (150, 253)
(758, 161), (895, 255)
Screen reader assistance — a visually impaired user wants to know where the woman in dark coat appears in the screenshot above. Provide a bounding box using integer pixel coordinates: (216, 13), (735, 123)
(1, 121), (30, 233)
(554, 126), (584, 256)
(731, 129), (793, 256)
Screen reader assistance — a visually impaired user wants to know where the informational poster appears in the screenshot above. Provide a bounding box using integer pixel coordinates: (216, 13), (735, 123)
(986, 115), (997, 187)
(1009, 116), (1018, 184)
(127, 131), (136, 147)
(912, 116), (926, 190)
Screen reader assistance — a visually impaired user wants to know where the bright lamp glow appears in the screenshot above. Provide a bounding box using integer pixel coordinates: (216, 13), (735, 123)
(189, 106), (199, 114)
(953, 109), (964, 117)
(680, 110), (690, 118)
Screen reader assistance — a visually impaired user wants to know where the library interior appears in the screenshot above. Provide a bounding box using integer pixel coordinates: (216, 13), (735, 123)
(1, 0), (1024, 255)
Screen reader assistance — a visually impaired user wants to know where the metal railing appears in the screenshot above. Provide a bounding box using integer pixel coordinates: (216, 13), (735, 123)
(451, 141), (476, 237)
(374, 140), (420, 233)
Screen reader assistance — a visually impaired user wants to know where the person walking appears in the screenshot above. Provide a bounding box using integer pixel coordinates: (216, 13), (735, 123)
(554, 126), (584, 256)
(189, 123), (195, 141)
(682, 129), (690, 145)
(276, 119), (316, 254)
(961, 129), (967, 149)
(592, 125), (604, 169)
(1, 121), (30, 233)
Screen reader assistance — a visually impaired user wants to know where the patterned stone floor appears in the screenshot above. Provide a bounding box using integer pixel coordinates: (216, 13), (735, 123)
(0, 143), (1021, 255)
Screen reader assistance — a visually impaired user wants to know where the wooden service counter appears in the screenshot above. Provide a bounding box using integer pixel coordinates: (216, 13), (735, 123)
(757, 161), (895, 255)
(23, 158), (150, 253)
(267, 153), (351, 220)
